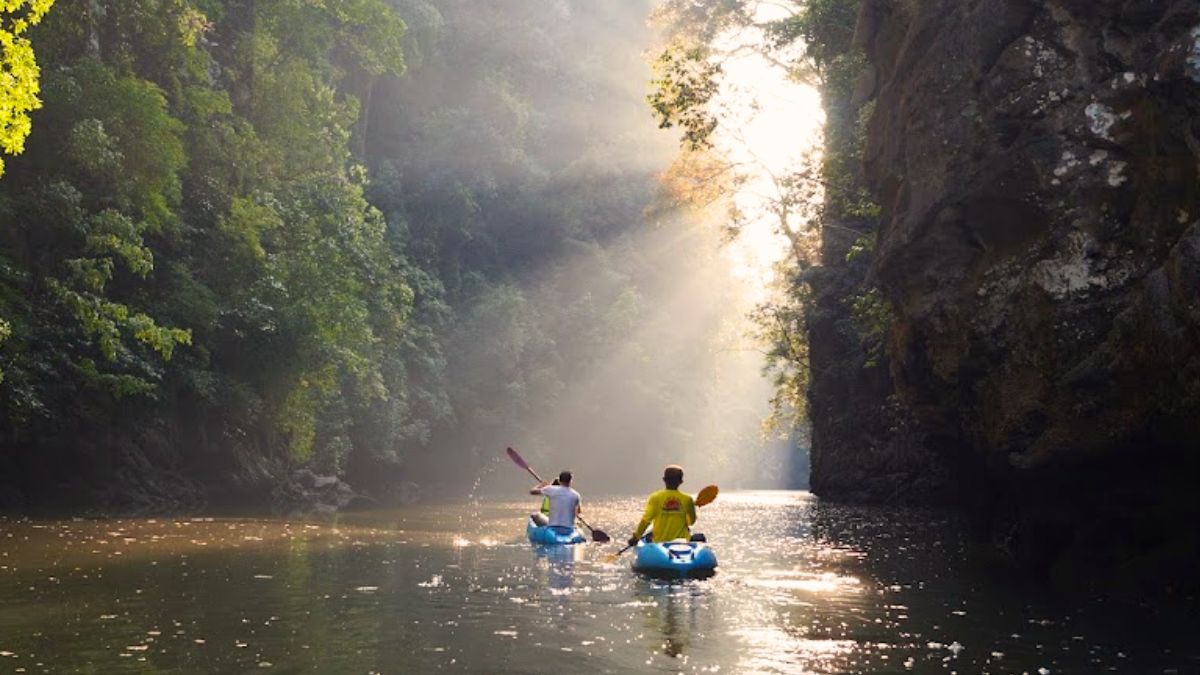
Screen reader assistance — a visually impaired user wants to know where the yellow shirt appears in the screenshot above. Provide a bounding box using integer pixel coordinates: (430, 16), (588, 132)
(633, 489), (696, 542)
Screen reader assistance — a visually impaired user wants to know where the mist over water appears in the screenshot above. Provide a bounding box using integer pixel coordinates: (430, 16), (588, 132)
(509, 222), (796, 494)
(417, 205), (800, 498)
(387, 1), (805, 497)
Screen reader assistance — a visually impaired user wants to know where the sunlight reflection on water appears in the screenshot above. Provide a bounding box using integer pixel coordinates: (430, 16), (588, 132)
(0, 492), (1196, 673)
(732, 627), (856, 674)
(743, 569), (862, 595)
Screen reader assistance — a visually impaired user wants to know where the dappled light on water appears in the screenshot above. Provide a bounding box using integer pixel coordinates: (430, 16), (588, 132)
(743, 569), (862, 595)
(1, 493), (1196, 673)
(732, 627), (856, 674)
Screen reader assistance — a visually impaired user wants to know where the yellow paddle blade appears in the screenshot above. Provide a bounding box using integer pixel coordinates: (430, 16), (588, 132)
(696, 484), (719, 507)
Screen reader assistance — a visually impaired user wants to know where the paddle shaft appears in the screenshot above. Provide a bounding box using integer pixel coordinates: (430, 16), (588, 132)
(613, 542), (637, 557)
(521, 464), (546, 485)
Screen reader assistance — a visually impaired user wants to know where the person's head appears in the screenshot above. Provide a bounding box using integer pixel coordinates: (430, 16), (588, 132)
(662, 465), (684, 489)
(551, 478), (560, 486)
(558, 470), (573, 486)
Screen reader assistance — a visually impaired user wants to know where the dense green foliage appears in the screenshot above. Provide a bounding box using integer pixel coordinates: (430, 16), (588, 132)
(647, 42), (722, 150)
(0, 0), (697, 506)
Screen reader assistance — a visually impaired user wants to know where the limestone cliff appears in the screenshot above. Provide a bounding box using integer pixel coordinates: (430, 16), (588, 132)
(816, 0), (1200, 587)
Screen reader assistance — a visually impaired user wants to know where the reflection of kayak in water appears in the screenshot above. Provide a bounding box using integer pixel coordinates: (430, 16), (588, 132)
(526, 517), (586, 545)
(531, 537), (584, 589)
(632, 539), (717, 578)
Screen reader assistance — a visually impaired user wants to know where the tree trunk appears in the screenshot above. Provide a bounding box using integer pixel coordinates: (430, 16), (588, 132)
(85, 0), (103, 59)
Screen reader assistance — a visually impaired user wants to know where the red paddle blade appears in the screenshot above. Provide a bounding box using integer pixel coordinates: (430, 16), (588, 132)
(696, 485), (719, 507)
(506, 447), (530, 471)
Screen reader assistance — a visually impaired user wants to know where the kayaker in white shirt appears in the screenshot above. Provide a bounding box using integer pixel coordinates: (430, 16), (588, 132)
(529, 470), (582, 530)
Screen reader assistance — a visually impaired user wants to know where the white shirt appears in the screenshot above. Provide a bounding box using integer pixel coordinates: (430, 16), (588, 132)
(538, 485), (581, 529)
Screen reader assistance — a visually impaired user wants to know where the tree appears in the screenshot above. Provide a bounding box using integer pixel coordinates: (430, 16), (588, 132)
(647, 0), (880, 433)
(0, 0), (55, 178)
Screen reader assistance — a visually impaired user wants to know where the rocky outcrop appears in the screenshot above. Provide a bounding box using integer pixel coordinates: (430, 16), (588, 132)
(807, 220), (951, 503)
(275, 469), (373, 516)
(822, 0), (1200, 587)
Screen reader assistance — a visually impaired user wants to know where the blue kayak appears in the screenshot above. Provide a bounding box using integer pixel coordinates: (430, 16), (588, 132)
(526, 518), (586, 545)
(632, 539), (718, 578)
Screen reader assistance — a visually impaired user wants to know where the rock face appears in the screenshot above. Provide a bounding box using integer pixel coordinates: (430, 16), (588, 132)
(276, 469), (371, 517)
(819, 0), (1200, 586)
(807, 221), (952, 503)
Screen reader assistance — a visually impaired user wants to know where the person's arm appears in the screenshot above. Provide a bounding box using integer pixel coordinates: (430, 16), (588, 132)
(529, 482), (549, 496)
(629, 494), (658, 543)
(686, 497), (697, 527)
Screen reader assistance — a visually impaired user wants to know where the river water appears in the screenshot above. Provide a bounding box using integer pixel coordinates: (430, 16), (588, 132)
(0, 491), (1195, 674)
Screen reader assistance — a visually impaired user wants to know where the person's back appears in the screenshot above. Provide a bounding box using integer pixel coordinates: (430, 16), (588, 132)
(641, 488), (695, 542)
(629, 465), (697, 544)
(531, 471), (581, 530)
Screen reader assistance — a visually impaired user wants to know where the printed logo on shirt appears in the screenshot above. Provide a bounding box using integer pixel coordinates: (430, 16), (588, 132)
(663, 498), (680, 511)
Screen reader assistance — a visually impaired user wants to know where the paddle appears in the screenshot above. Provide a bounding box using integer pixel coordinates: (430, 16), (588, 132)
(505, 447), (611, 543)
(609, 484), (719, 560)
(576, 515), (611, 543)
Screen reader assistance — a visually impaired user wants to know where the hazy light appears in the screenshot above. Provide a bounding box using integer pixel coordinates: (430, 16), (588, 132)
(424, 4), (812, 495)
(516, 220), (789, 491)
(710, 6), (825, 299)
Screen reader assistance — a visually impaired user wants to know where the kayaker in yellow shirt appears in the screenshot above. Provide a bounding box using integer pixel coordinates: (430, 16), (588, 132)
(627, 465), (698, 545)
(540, 478), (559, 514)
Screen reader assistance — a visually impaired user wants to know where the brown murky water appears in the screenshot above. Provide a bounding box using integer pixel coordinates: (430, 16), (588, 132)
(0, 491), (1195, 673)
